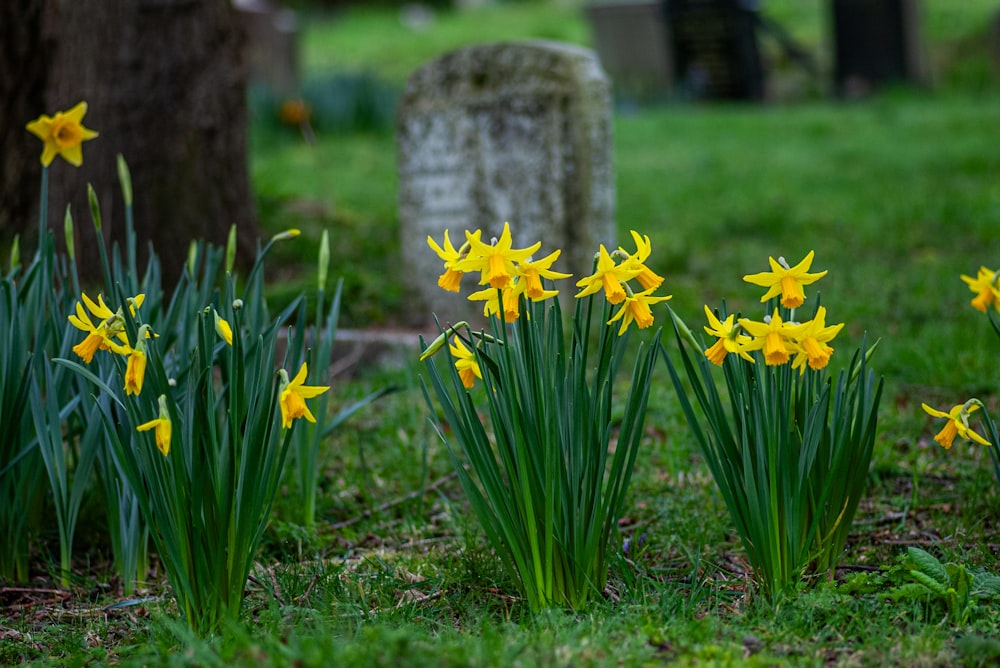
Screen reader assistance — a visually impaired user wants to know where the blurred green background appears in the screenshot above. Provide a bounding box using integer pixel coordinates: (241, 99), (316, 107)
(250, 0), (1000, 396)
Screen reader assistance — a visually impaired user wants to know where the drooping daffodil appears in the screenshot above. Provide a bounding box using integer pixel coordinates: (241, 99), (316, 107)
(607, 286), (672, 336)
(428, 229), (480, 293)
(278, 362), (330, 429)
(517, 249), (571, 299)
(703, 306), (755, 365)
(618, 230), (664, 291)
(137, 395), (173, 457)
(921, 400), (993, 450)
(123, 325), (153, 396)
(468, 280), (524, 323)
(68, 292), (146, 362)
(960, 266), (1000, 313)
(575, 244), (642, 305)
(449, 336), (482, 389)
(214, 310), (233, 346)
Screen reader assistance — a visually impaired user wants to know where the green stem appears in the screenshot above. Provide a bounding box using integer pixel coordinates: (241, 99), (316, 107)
(38, 166), (49, 252)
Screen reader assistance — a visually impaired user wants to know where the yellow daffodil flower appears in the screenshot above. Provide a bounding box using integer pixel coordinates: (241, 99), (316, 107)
(740, 310), (795, 366)
(703, 306), (755, 365)
(68, 303), (128, 362)
(278, 362), (330, 429)
(517, 249), (571, 299)
(743, 251), (827, 309)
(607, 287), (672, 336)
(26, 101), (99, 167)
(124, 348), (146, 396)
(455, 222), (539, 290)
(68, 292), (147, 362)
(449, 337), (482, 389)
(70, 292), (144, 332)
(921, 401), (992, 449)
(960, 266), (1000, 313)
(123, 326), (152, 396)
(619, 231), (664, 291)
(214, 310), (233, 346)
(428, 229), (480, 292)
(786, 306), (844, 372)
(469, 282), (522, 322)
(137, 395), (172, 456)
(575, 244), (643, 305)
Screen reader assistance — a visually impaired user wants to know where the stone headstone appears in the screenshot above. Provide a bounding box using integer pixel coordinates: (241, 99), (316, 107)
(397, 41), (616, 326)
(830, 0), (926, 98)
(585, 1), (674, 102)
(665, 0), (765, 100)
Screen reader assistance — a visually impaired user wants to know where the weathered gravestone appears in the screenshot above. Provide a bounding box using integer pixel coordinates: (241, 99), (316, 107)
(665, 0), (765, 100)
(585, 0), (674, 102)
(830, 0), (926, 97)
(397, 41), (616, 326)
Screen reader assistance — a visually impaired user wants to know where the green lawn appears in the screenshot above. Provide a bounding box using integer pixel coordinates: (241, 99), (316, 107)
(5, 1), (1000, 665)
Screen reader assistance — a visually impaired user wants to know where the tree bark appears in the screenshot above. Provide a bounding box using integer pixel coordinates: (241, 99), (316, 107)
(0, 0), (48, 247)
(4, 0), (258, 286)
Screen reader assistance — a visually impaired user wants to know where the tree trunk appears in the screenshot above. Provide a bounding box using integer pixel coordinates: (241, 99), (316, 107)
(0, 0), (48, 247)
(9, 0), (258, 286)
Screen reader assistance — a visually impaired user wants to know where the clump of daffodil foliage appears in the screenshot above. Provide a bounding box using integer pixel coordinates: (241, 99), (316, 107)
(663, 251), (883, 602)
(918, 267), (1000, 489)
(4, 101), (353, 636)
(420, 223), (665, 611)
(0, 101), (102, 588)
(62, 241), (328, 636)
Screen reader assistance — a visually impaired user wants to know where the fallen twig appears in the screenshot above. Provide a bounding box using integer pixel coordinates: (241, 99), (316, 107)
(294, 573), (321, 605)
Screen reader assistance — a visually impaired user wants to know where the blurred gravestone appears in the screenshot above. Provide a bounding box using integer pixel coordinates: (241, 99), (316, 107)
(990, 8), (1000, 76)
(585, 1), (674, 102)
(397, 41), (615, 326)
(235, 0), (300, 98)
(665, 0), (765, 100)
(830, 0), (926, 97)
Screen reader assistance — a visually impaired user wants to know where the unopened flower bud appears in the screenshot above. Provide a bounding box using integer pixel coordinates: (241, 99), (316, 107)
(9, 235), (20, 272)
(271, 228), (301, 243)
(116, 154), (133, 208)
(87, 184), (102, 232)
(225, 224), (237, 274)
(63, 205), (75, 261)
(318, 229), (330, 291)
(187, 241), (198, 277)
(419, 322), (471, 361)
(213, 310), (233, 346)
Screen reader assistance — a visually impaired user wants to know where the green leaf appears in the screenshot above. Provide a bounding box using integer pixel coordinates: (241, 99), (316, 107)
(972, 573), (1000, 598)
(907, 547), (950, 589)
(909, 569), (949, 597)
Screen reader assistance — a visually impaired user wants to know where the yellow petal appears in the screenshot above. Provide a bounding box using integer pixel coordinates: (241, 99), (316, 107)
(920, 403), (950, 419)
(40, 143), (58, 167)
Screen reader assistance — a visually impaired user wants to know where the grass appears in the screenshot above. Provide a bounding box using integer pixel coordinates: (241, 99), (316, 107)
(5, 0), (1000, 665)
